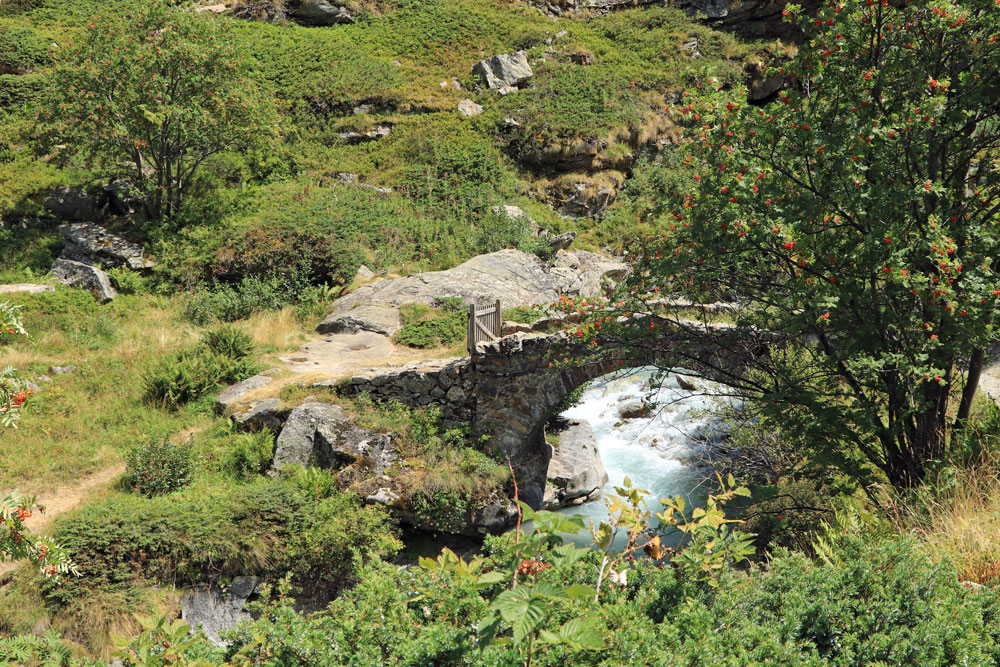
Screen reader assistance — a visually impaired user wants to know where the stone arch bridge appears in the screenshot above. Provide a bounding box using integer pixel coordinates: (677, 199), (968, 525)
(340, 322), (758, 507)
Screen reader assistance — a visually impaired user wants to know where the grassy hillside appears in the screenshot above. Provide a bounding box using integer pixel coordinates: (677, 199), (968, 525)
(0, 0), (778, 286)
(11, 1), (1000, 665)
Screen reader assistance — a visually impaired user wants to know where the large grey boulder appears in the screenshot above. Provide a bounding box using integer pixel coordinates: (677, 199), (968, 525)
(49, 258), (116, 303)
(320, 303), (400, 336)
(543, 419), (608, 509)
(472, 52), (533, 90)
(272, 402), (395, 474)
(59, 223), (154, 270)
(550, 249), (629, 297)
(215, 373), (276, 413)
(319, 250), (561, 335)
(318, 249), (628, 336)
(291, 0), (354, 25)
(180, 576), (260, 646)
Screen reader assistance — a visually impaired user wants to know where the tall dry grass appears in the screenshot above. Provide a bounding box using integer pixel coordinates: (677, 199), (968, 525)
(883, 456), (1000, 585)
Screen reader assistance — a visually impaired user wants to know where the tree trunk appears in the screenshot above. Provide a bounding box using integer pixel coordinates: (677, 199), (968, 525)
(955, 348), (985, 430)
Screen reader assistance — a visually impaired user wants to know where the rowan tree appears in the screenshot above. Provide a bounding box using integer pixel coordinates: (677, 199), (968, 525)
(41, 1), (279, 220)
(0, 302), (31, 428)
(628, 0), (1000, 489)
(0, 304), (74, 577)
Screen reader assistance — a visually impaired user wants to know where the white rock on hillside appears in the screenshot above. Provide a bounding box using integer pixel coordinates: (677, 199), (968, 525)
(472, 52), (533, 90)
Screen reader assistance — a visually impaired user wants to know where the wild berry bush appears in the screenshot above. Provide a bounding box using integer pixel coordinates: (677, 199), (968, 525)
(124, 438), (194, 498)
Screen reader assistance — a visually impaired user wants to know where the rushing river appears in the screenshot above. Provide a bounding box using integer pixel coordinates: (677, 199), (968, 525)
(555, 366), (728, 549)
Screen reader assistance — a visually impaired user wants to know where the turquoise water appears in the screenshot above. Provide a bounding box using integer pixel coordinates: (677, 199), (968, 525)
(555, 367), (726, 549)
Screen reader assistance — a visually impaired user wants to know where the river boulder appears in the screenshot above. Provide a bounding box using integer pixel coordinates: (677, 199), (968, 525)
(543, 419), (608, 509)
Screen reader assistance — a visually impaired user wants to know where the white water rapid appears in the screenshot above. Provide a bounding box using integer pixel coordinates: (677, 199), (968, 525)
(555, 366), (729, 548)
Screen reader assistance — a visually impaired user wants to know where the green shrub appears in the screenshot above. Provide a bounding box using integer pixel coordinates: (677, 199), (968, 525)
(106, 267), (150, 296)
(46, 481), (398, 602)
(503, 305), (545, 323)
(500, 63), (643, 161)
(202, 324), (255, 359)
(124, 438), (194, 497)
(143, 347), (261, 410)
(472, 210), (553, 260)
(282, 465), (338, 501)
(394, 301), (466, 349)
(0, 26), (49, 72)
(409, 488), (469, 533)
(183, 275), (289, 325)
(0, 72), (45, 107)
(222, 431), (275, 481)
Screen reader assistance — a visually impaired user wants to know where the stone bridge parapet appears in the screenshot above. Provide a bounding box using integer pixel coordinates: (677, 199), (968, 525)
(336, 323), (757, 508)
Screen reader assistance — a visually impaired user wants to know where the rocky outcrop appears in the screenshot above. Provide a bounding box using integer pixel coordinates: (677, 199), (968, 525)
(215, 373), (276, 413)
(472, 52), (533, 90)
(457, 99), (483, 117)
(233, 398), (288, 433)
(271, 402), (396, 474)
(0, 284), (53, 295)
(291, 0), (354, 25)
(530, 0), (665, 16)
(43, 187), (101, 221)
(555, 177), (621, 218)
(543, 419), (608, 509)
(317, 249), (628, 337)
(550, 249), (628, 297)
(59, 223), (154, 271)
(338, 125), (391, 144)
(320, 303), (400, 336)
(49, 259), (116, 303)
(547, 232), (576, 252)
(180, 576), (260, 646)
(529, 0), (811, 38)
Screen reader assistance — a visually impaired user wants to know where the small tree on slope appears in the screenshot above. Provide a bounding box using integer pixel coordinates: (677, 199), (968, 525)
(40, 0), (279, 220)
(627, 0), (1000, 489)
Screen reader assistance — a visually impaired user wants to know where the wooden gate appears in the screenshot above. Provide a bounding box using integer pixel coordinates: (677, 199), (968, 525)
(467, 299), (502, 356)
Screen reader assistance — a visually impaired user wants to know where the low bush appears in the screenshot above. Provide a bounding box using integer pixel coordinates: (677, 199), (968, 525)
(472, 210), (555, 261)
(221, 431), (276, 481)
(46, 481), (399, 604)
(143, 345), (261, 410)
(394, 299), (465, 349)
(0, 26), (50, 72)
(106, 267), (151, 296)
(219, 529), (1000, 667)
(183, 275), (289, 325)
(124, 438), (195, 497)
(201, 324), (255, 359)
(0, 72), (45, 107)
